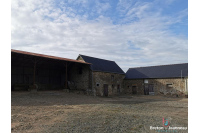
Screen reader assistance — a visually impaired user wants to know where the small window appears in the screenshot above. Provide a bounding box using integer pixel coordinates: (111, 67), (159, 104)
(112, 84), (114, 88)
(167, 84), (173, 88)
(111, 75), (114, 81)
(144, 79), (148, 83)
(96, 83), (100, 87)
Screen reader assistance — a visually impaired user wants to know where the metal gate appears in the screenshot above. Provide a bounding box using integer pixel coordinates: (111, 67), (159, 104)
(148, 84), (154, 95)
(144, 84), (154, 95)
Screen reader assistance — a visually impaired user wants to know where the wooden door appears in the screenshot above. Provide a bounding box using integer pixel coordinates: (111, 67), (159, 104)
(103, 84), (108, 96)
(132, 86), (137, 94)
(117, 85), (120, 94)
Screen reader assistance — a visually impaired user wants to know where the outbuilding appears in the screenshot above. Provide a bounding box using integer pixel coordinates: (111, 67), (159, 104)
(124, 63), (188, 97)
(77, 54), (125, 96)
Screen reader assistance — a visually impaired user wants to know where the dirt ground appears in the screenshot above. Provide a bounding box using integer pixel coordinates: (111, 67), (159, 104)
(11, 91), (188, 133)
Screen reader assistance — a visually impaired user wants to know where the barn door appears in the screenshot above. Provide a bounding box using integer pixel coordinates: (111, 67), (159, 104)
(103, 84), (108, 96)
(148, 84), (154, 95)
(132, 86), (137, 94)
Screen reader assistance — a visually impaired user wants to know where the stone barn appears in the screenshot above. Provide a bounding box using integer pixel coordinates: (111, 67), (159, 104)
(124, 63), (188, 97)
(77, 55), (125, 96)
(11, 49), (188, 97)
(11, 49), (91, 92)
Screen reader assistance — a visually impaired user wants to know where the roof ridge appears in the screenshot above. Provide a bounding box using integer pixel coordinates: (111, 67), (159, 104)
(79, 54), (115, 62)
(129, 63), (188, 69)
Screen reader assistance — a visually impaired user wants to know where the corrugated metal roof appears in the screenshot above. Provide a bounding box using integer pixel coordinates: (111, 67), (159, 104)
(125, 63), (188, 79)
(79, 55), (125, 74)
(11, 49), (90, 64)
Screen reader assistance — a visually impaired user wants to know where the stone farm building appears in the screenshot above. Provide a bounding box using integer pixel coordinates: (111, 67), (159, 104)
(11, 49), (188, 97)
(11, 49), (125, 96)
(124, 63), (188, 97)
(77, 55), (125, 96)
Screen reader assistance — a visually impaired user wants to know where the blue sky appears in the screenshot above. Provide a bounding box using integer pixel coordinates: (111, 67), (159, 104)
(11, 0), (188, 72)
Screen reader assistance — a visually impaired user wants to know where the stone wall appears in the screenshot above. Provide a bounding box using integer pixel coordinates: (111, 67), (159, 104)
(124, 78), (188, 97)
(69, 63), (91, 91)
(123, 79), (144, 94)
(92, 71), (125, 96)
(77, 56), (85, 62)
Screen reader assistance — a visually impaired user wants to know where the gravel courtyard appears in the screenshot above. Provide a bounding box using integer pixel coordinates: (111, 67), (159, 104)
(11, 91), (188, 133)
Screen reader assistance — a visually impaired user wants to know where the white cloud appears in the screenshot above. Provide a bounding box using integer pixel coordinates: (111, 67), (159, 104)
(11, 0), (188, 72)
(95, 1), (111, 14)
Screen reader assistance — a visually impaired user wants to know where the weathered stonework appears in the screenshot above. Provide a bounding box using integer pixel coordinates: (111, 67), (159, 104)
(92, 71), (125, 96)
(68, 63), (91, 91)
(76, 55), (126, 96)
(123, 79), (144, 94)
(124, 78), (188, 97)
(77, 56), (85, 62)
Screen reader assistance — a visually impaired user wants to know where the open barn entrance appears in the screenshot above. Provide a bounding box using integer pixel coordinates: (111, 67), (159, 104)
(103, 84), (108, 96)
(11, 50), (90, 92)
(132, 86), (137, 94)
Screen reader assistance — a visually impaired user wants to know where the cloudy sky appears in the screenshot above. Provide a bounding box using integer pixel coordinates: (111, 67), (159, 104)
(11, 0), (188, 72)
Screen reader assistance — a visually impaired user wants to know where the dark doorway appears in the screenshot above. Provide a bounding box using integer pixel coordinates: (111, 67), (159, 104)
(117, 84), (120, 94)
(103, 84), (108, 96)
(144, 84), (149, 95)
(132, 86), (137, 94)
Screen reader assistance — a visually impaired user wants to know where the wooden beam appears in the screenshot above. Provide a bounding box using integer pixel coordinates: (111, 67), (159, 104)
(65, 62), (68, 89)
(33, 59), (36, 88)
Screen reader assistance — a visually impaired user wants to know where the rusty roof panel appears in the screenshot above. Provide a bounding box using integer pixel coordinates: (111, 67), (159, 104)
(11, 49), (90, 64)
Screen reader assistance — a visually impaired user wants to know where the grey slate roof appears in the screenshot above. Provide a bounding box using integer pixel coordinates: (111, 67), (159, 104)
(79, 55), (125, 74)
(125, 63), (188, 79)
